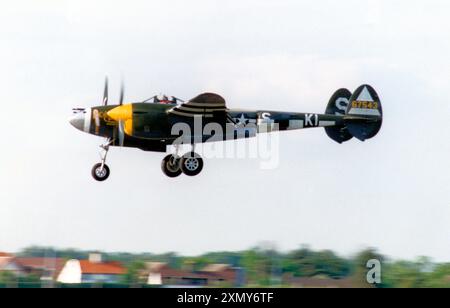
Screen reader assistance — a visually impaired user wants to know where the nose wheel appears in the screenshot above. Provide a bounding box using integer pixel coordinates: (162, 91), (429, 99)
(92, 163), (110, 181)
(92, 139), (112, 181)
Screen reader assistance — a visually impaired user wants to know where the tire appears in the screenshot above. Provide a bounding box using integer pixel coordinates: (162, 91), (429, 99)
(91, 163), (110, 181)
(161, 154), (182, 178)
(180, 152), (203, 176)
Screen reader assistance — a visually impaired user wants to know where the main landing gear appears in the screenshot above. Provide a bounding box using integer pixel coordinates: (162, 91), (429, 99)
(91, 141), (204, 180)
(92, 139), (112, 181)
(161, 146), (204, 178)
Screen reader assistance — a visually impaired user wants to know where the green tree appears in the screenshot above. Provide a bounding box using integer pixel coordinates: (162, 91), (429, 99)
(241, 249), (273, 286)
(0, 271), (17, 286)
(352, 248), (385, 288)
(421, 263), (450, 288)
(282, 246), (351, 278)
(382, 261), (426, 288)
(122, 261), (146, 285)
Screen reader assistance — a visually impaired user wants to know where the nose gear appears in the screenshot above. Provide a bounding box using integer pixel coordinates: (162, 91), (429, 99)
(91, 138), (113, 181)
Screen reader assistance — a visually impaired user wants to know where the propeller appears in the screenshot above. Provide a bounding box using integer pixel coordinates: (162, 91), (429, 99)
(101, 77), (129, 146)
(117, 80), (126, 145)
(119, 80), (124, 106)
(106, 78), (132, 147)
(102, 76), (124, 106)
(118, 120), (125, 147)
(103, 77), (108, 106)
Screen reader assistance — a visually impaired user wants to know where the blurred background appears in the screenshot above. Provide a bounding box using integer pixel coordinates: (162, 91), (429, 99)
(0, 0), (449, 287)
(0, 245), (448, 287)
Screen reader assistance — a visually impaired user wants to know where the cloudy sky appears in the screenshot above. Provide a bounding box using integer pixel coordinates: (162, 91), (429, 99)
(0, 0), (449, 261)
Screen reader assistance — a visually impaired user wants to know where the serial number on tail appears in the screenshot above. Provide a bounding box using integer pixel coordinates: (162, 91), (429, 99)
(351, 101), (379, 109)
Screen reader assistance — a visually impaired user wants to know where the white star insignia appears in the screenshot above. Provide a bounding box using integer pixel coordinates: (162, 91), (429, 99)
(236, 114), (248, 126)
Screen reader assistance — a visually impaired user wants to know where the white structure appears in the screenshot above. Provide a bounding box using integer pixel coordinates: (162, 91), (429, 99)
(145, 262), (165, 285)
(57, 254), (125, 284)
(57, 259), (82, 284)
(148, 272), (163, 285)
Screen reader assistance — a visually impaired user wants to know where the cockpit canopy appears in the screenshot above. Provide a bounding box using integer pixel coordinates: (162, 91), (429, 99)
(142, 95), (184, 105)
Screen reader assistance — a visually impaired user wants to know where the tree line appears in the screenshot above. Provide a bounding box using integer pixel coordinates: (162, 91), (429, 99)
(2, 245), (449, 288)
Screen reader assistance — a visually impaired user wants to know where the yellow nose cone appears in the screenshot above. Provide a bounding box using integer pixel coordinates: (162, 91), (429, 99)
(107, 104), (133, 121)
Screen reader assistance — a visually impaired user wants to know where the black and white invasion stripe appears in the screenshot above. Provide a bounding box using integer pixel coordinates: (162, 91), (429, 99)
(169, 93), (227, 118)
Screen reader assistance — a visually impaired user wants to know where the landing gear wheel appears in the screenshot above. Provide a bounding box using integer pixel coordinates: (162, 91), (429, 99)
(92, 163), (110, 181)
(161, 154), (182, 178)
(180, 152), (203, 176)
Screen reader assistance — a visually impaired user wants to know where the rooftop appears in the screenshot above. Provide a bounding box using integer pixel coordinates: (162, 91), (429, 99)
(79, 260), (125, 275)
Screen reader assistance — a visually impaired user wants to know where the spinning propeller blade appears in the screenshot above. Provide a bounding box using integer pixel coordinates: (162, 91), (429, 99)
(103, 77), (108, 106)
(107, 103), (132, 147)
(118, 80), (126, 146)
(102, 78), (129, 146)
(119, 80), (124, 106)
(118, 120), (125, 147)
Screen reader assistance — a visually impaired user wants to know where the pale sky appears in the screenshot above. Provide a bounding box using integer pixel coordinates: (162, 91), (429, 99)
(0, 0), (449, 261)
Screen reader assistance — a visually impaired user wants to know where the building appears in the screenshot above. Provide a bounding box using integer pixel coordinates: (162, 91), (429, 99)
(0, 253), (65, 280)
(144, 262), (210, 286)
(0, 253), (21, 275)
(57, 253), (125, 284)
(14, 257), (66, 280)
(142, 262), (244, 287)
(0, 252), (13, 269)
(199, 264), (245, 286)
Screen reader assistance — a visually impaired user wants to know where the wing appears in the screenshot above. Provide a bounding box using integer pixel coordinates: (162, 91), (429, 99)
(168, 93), (227, 118)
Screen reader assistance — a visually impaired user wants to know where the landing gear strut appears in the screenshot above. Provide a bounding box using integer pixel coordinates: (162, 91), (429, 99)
(92, 139), (112, 181)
